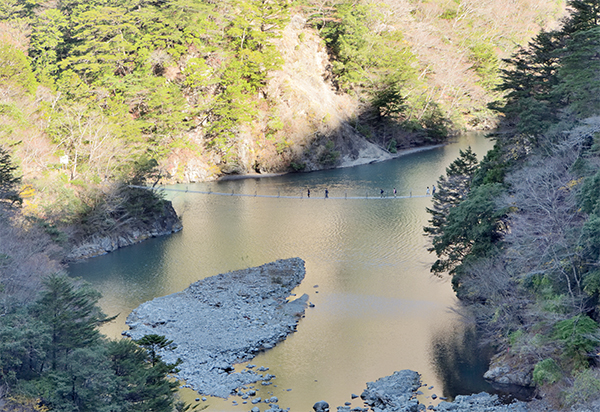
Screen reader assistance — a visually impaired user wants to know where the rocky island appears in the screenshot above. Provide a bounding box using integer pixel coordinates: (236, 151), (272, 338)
(123, 257), (309, 398)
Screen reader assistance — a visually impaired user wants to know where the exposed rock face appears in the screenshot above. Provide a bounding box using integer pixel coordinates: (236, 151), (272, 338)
(123, 258), (308, 398)
(360, 370), (421, 412)
(434, 393), (528, 412)
(483, 353), (534, 388)
(66, 200), (182, 261)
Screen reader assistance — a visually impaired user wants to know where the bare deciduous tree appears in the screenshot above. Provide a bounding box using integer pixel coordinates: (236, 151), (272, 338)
(0, 211), (63, 311)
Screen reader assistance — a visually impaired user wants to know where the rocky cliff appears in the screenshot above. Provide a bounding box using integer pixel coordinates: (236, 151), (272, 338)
(65, 199), (182, 261)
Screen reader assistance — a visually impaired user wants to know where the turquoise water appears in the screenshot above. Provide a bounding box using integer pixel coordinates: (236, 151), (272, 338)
(68, 133), (496, 411)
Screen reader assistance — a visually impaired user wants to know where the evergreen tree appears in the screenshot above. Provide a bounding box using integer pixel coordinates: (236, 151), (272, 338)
(436, 183), (507, 289)
(424, 147), (479, 241)
(0, 43), (37, 93)
(371, 78), (406, 120)
(108, 339), (180, 412)
(134, 334), (176, 366)
(42, 346), (116, 412)
(0, 309), (50, 386)
(554, 27), (600, 117)
(493, 30), (563, 136)
(0, 145), (22, 209)
(562, 0), (600, 34)
(425, 146), (508, 283)
(31, 274), (114, 371)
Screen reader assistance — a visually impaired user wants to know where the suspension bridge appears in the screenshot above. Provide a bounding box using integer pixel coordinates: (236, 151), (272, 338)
(129, 185), (433, 200)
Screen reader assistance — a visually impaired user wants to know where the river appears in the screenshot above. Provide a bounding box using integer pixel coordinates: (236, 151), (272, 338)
(68, 132), (496, 411)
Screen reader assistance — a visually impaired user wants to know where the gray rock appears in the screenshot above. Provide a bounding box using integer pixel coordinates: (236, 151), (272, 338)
(434, 392), (528, 412)
(483, 354), (534, 387)
(313, 400), (330, 412)
(123, 258), (308, 398)
(360, 370), (421, 412)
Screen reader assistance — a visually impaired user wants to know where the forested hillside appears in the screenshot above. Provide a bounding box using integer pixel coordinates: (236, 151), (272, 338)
(425, 1), (600, 409)
(0, 0), (564, 227)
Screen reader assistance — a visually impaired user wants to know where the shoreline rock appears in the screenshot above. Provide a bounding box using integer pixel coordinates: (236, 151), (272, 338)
(483, 353), (535, 388)
(123, 258), (308, 398)
(360, 370), (421, 412)
(336, 370), (528, 412)
(337, 369), (528, 412)
(65, 199), (182, 261)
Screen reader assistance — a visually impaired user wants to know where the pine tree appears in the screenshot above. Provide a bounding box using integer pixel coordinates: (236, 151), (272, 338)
(493, 30), (563, 135)
(108, 338), (180, 412)
(424, 147), (479, 240)
(563, 0), (600, 34)
(31, 274), (114, 371)
(134, 334), (176, 367)
(422, 147), (506, 280)
(554, 27), (600, 117)
(0, 146), (22, 209)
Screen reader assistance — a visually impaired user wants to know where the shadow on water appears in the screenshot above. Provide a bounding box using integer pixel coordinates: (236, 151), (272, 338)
(431, 326), (535, 403)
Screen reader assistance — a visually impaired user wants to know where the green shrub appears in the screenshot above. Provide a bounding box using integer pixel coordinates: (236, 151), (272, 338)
(564, 368), (600, 406)
(468, 41), (500, 89)
(319, 141), (340, 165)
(440, 9), (458, 20)
(508, 329), (524, 346)
(583, 270), (600, 296)
(533, 358), (562, 385)
(553, 315), (599, 368)
(578, 170), (600, 214)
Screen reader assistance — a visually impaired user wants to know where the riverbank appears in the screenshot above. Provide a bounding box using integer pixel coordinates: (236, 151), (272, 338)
(218, 142), (448, 181)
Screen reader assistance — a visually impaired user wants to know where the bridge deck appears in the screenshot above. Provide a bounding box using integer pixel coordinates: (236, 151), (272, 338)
(130, 185), (430, 200)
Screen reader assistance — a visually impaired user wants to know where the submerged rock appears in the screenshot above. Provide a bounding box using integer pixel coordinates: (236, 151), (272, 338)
(124, 258), (308, 398)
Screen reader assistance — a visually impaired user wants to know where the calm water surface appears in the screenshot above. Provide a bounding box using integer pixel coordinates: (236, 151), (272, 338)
(69, 133), (496, 411)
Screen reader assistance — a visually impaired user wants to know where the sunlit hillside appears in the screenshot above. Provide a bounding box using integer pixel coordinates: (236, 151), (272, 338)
(0, 0), (565, 225)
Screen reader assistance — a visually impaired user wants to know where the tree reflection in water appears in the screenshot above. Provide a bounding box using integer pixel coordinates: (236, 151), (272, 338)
(431, 326), (535, 402)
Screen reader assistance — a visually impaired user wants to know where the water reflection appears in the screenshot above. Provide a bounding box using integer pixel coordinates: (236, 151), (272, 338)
(69, 133), (496, 411)
(431, 325), (496, 398)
